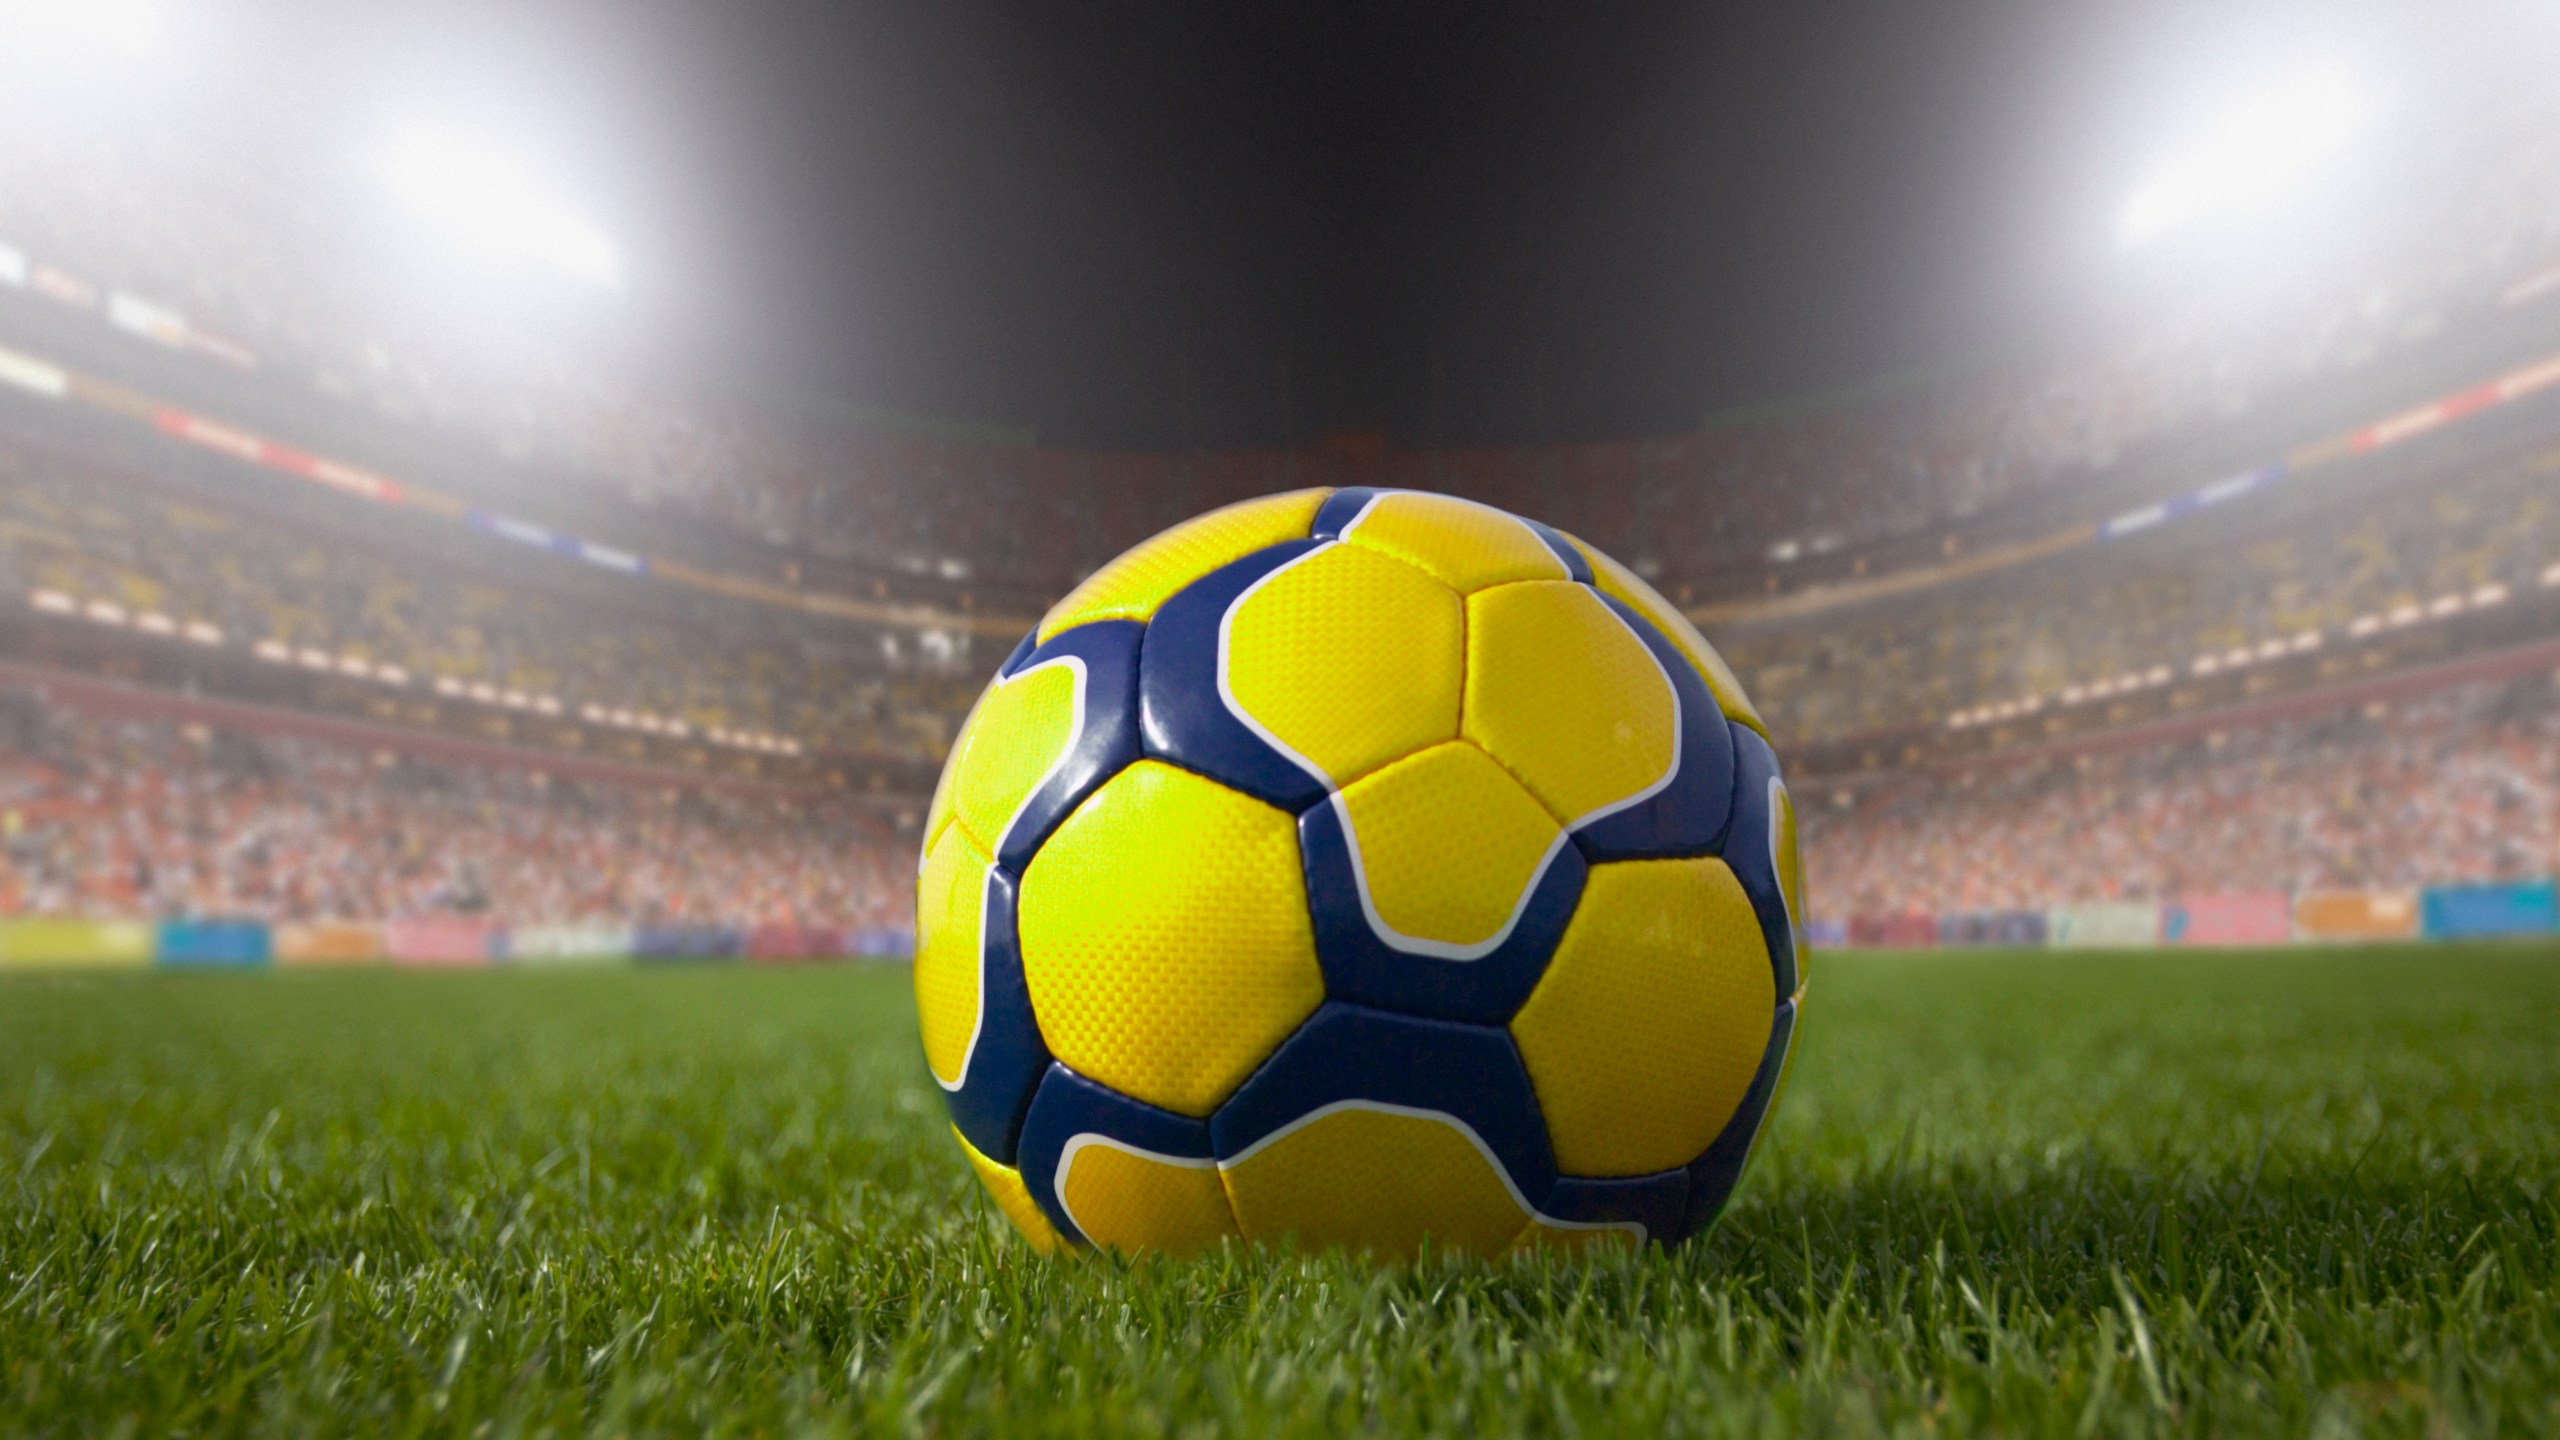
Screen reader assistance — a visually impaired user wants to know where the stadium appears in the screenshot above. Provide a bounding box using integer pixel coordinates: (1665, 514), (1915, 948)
(2, 2), (2555, 1433)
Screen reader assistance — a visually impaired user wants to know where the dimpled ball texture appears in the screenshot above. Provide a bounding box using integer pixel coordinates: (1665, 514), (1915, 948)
(914, 488), (1807, 1260)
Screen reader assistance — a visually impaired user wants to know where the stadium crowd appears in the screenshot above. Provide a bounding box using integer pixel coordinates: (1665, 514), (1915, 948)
(0, 435), (982, 763)
(1711, 445), (2560, 744)
(8, 79), (2560, 591)
(0, 690), (910, 928)
(6, 378), (2555, 783)
(1804, 674), (2560, 917)
(3, 85), (2559, 954)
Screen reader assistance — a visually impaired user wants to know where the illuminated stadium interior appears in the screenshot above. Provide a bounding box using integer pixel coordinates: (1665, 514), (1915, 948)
(9, 6), (2560, 1432)
(0, 5), (2554, 950)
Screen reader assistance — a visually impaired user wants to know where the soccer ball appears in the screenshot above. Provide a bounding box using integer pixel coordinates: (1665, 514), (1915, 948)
(915, 488), (1805, 1259)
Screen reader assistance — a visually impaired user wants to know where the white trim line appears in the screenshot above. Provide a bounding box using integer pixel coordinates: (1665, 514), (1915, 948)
(1557, 596), (1684, 832)
(1330, 791), (1575, 961)
(934, 654), (1089, 1094)
(1053, 1132), (1222, 1243)
(1216, 513), (1683, 964)
(1338, 490), (1576, 586)
(1220, 1098), (1647, 1244)
(930, 866), (1000, 1095)
(1216, 541), (1347, 790)
(1327, 489), (1391, 542)
(1768, 774), (1804, 955)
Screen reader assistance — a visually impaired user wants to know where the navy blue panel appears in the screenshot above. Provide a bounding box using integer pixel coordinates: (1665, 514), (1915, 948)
(992, 620), (1146, 873)
(1210, 1002), (1559, 1204)
(1542, 1169), (1690, 1247)
(1675, 997), (1796, 1244)
(995, 626), (1040, 680)
(941, 867), (1053, 1164)
(1721, 723), (1800, 1000)
(1299, 799), (1582, 1025)
(1016, 1063), (1218, 1249)
(1572, 595), (1739, 863)
(1308, 487), (1383, 539)
(1522, 518), (1593, 583)
(1136, 540), (1332, 811)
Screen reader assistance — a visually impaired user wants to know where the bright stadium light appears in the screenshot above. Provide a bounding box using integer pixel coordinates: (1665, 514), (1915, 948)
(2118, 65), (2368, 248)
(0, 0), (162, 56)
(378, 126), (625, 291)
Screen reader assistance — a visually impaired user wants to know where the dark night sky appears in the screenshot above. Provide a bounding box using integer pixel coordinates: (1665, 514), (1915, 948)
(184, 0), (2454, 449)
(651, 0), (2137, 447)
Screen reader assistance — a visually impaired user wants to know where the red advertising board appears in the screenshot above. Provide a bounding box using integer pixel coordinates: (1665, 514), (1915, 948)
(2164, 892), (2292, 946)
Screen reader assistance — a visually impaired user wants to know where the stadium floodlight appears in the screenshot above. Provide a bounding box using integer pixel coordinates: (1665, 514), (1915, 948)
(2118, 65), (2367, 248)
(0, 0), (160, 57)
(379, 126), (625, 291)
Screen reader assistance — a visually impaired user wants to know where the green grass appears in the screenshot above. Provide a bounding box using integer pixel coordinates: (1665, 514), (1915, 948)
(3, 945), (2557, 1437)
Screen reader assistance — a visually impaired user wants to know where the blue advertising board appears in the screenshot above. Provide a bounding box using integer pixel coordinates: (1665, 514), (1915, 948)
(156, 920), (274, 968)
(2420, 881), (2559, 939)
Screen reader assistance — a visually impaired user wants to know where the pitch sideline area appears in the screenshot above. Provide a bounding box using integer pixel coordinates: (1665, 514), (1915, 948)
(3, 946), (2554, 1434)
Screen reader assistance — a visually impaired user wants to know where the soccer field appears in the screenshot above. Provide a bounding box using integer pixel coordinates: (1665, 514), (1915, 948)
(4, 947), (2555, 1436)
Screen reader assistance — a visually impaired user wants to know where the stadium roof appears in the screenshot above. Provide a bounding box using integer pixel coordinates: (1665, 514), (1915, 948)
(17, 0), (2546, 450)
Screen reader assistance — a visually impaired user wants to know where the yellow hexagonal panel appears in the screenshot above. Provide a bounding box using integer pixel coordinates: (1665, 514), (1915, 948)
(914, 823), (993, 1088)
(941, 658), (1082, 855)
(1335, 741), (1564, 954)
(1037, 489), (1330, 642)
(957, 1125), (1064, 1255)
(1056, 1136), (1238, 1256)
(1018, 760), (1324, 1117)
(1567, 534), (1769, 739)
(1219, 1105), (1531, 1259)
(1341, 491), (1569, 593)
(920, 685), (991, 854)
(1510, 857), (1777, 1177)
(1464, 580), (1677, 827)
(1223, 541), (1462, 787)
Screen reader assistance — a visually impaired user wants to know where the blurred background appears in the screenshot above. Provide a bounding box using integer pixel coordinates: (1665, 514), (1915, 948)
(0, 0), (2552, 965)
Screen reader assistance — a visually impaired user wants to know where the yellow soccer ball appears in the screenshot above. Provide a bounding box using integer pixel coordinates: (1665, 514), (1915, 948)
(915, 488), (1805, 1259)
